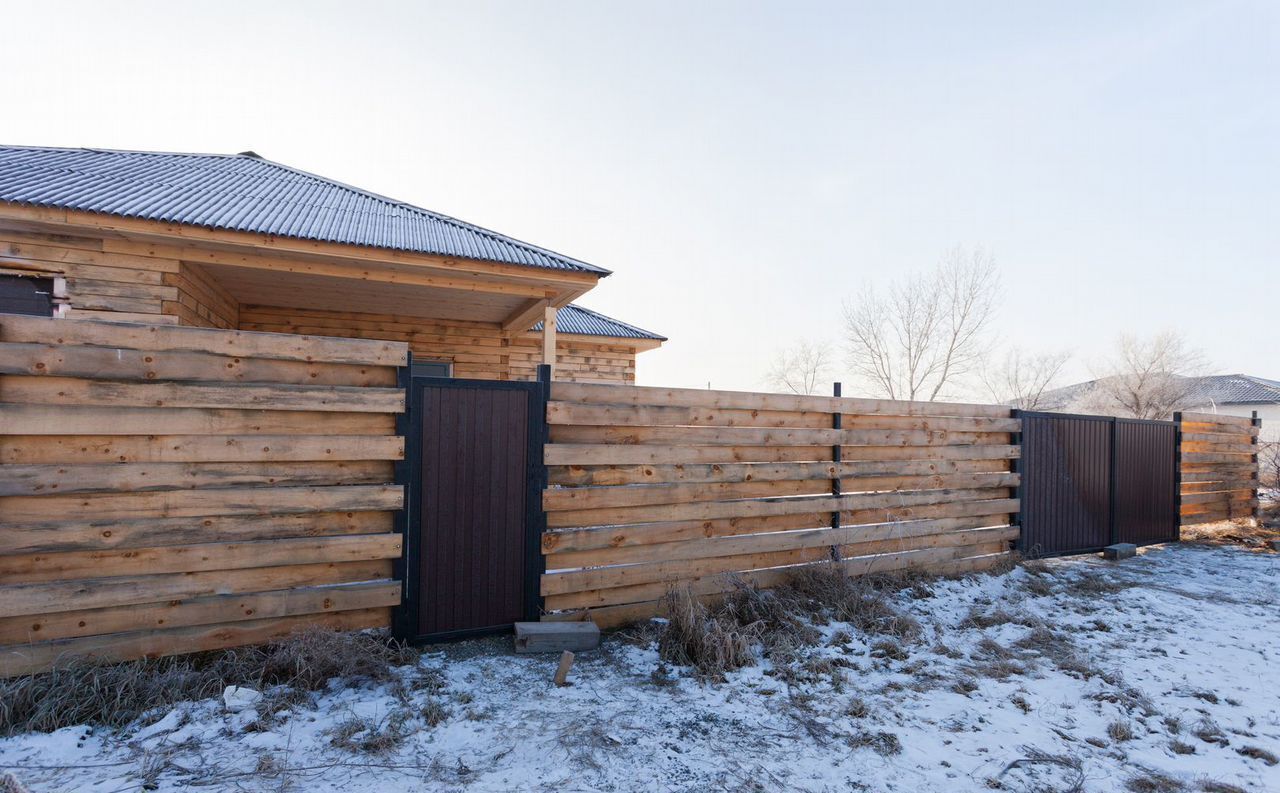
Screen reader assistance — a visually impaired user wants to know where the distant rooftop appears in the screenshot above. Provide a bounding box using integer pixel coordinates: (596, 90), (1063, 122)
(1038, 373), (1280, 410)
(537, 304), (665, 341)
(0, 145), (609, 275)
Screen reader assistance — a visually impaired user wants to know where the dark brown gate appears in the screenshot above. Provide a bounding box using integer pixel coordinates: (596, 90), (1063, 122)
(395, 373), (546, 642)
(1018, 412), (1178, 557)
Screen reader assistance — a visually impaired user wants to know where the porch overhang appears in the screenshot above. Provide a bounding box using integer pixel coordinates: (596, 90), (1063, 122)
(0, 205), (600, 333)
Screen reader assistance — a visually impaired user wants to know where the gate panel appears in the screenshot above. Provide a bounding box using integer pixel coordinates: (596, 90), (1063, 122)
(1115, 419), (1178, 545)
(1019, 414), (1112, 556)
(400, 378), (544, 642)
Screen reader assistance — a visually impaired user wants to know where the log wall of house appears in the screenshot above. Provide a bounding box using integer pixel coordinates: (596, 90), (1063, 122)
(239, 305), (640, 383)
(0, 229), (641, 383)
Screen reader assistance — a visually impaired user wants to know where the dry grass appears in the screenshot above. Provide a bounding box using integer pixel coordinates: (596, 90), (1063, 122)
(1125, 770), (1186, 793)
(1235, 745), (1278, 765)
(1181, 515), (1279, 552)
(1108, 720), (1136, 742)
(658, 588), (760, 681)
(0, 628), (418, 735)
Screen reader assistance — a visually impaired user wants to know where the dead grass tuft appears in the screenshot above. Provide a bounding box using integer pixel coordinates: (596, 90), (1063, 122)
(658, 588), (760, 681)
(0, 628), (417, 735)
(847, 730), (902, 756)
(328, 708), (413, 755)
(782, 563), (922, 641)
(1108, 720), (1136, 742)
(1125, 770), (1186, 793)
(1235, 745), (1278, 765)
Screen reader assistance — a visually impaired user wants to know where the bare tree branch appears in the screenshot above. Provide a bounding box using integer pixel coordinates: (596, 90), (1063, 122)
(1085, 331), (1209, 419)
(765, 339), (833, 395)
(843, 246), (999, 401)
(981, 348), (1071, 410)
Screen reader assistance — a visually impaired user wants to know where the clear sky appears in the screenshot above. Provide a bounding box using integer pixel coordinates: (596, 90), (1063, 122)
(8, 1), (1277, 395)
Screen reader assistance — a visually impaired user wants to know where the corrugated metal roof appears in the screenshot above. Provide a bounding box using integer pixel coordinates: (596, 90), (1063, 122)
(1184, 374), (1280, 405)
(536, 304), (665, 341)
(0, 146), (609, 275)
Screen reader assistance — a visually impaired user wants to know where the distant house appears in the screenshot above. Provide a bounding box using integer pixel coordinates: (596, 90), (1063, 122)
(0, 146), (665, 382)
(1037, 373), (1279, 439)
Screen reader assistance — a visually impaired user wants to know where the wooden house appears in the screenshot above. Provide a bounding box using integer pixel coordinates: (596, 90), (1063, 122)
(0, 146), (664, 381)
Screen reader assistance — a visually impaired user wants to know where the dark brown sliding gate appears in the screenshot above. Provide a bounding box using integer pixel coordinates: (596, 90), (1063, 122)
(395, 370), (548, 643)
(1018, 412), (1178, 557)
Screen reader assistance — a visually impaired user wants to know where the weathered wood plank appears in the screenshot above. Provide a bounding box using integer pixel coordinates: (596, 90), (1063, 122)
(1, 434), (404, 465)
(0, 581), (401, 645)
(0, 460), (394, 497)
(550, 382), (1013, 418)
(0, 342), (397, 387)
(0, 376), (404, 413)
(548, 459), (1010, 487)
(0, 511), (394, 555)
(0, 405), (395, 435)
(0, 607), (391, 678)
(546, 401), (1021, 432)
(545, 486), (1012, 530)
(545, 443), (1020, 466)
(0, 559), (393, 619)
(0, 314), (408, 366)
(0, 534), (403, 584)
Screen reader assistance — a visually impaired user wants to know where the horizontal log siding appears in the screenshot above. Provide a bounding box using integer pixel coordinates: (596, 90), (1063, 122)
(239, 304), (640, 383)
(1178, 412), (1260, 525)
(540, 382), (1020, 628)
(0, 316), (408, 676)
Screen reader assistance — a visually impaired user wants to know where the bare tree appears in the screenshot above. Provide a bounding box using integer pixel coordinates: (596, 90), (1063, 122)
(1085, 331), (1208, 420)
(981, 348), (1071, 410)
(766, 339), (833, 395)
(843, 246), (999, 401)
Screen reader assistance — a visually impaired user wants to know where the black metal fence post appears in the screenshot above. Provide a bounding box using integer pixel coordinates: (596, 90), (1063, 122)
(391, 350), (415, 641)
(1108, 416), (1119, 546)
(524, 363), (553, 620)
(1173, 411), (1183, 541)
(831, 382), (842, 532)
(1009, 408), (1023, 552)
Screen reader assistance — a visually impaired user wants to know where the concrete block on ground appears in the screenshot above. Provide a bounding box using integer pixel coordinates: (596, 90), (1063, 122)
(1103, 543), (1137, 561)
(514, 621), (600, 654)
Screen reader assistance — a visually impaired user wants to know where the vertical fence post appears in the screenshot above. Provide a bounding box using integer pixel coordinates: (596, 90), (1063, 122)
(831, 382), (842, 532)
(1173, 411), (1183, 541)
(1252, 410), (1262, 524)
(391, 350), (415, 641)
(1108, 417), (1119, 546)
(1009, 408), (1023, 553)
(524, 363), (553, 621)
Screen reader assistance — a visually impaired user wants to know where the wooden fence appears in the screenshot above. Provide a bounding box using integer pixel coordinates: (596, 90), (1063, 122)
(0, 316), (408, 676)
(539, 383), (1021, 628)
(1178, 411), (1260, 525)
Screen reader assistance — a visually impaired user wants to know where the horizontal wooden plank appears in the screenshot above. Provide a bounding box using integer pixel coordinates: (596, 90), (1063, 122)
(0, 404), (395, 435)
(0, 607), (391, 678)
(1180, 480), (1259, 495)
(542, 527), (1017, 604)
(549, 382), (1013, 418)
(547, 424), (1009, 447)
(1180, 432), (1258, 444)
(1179, 411), (1256, 428)
(0, 460), (394, 497)
(2, 484), (403, 523)
(1181, 490), (1256, 507)
(0, 341), (397, 387)
(0, 581), (401, 646)
(0, 534), (403, 585)
(545, 486), (1012, 529)
(0, 558), (393, 619)
(0, 376), (404, 413)
(544, 443), (1020, 466)
(549, 458), (1011, 487)
(62, 309), (179, 324)
(1180, 451), (1255, 464)
(1179, 466), (1257, 482)
(0, 314), (408, 366)
(1, 434), (404, 465)
(541, 497), (1019, 553)
(546, 401), (1021, 432)
(543, 472), (1020, 512)
(546, 551), (1012, 629)
(545, 514), (1012, 570)
(0, 511), (393, 555)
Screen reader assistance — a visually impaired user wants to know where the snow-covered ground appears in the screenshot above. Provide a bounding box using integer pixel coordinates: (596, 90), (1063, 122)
(3, 543), (1278, 793)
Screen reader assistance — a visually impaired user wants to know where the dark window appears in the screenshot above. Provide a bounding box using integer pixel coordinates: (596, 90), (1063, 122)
(412, 360), (453, 378)
(0, 275), (54, 316)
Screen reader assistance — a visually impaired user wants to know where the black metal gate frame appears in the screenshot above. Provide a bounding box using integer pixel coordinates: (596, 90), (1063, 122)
(391, 354), (551, 644)
(1014, 410), (1181, 558)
